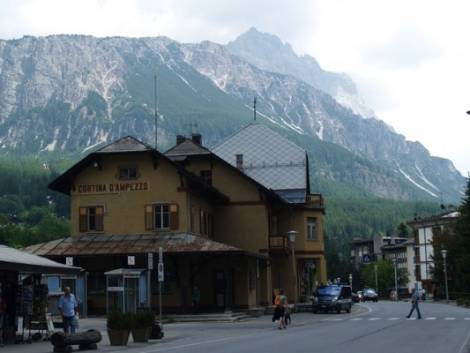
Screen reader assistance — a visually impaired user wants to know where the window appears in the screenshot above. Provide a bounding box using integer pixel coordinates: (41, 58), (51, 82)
(145, 204), (179, 231)
(119, 167), (138, 180)
(79, 206), (104, 232)
(200, 170), (212, 186)
(307, 217), (317, 240)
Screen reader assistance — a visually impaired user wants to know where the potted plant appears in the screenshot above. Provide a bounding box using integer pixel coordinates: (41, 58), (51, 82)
(131, 309), (155, 343)
(107, 310), (132, 346)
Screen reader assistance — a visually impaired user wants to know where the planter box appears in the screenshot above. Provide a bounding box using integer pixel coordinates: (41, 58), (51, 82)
(132, 327), (151, 343)
(108, 330), (130, 346)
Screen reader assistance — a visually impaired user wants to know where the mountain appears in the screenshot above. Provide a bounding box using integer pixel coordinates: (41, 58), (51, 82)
(0, 32), (465, 202)
(227, 27), (375, 119)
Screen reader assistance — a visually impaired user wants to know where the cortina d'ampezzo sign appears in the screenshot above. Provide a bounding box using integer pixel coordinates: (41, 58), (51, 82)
(71, 182), (149, 194)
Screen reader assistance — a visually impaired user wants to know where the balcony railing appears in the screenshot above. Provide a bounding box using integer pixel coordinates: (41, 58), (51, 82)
(269, 234), (289, 253)
(306, 194), (324, 209)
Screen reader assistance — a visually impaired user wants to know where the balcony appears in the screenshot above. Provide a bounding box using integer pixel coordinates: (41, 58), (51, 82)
(269, 234), (289, 254)
(306, 194), (324, 209)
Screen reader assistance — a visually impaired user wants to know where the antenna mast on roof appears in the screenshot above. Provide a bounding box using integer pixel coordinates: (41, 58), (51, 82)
(253, 96), (257, 121)
(154, 72), (158, 150)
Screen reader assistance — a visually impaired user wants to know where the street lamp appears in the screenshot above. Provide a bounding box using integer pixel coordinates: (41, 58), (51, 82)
(287, 230), (298, 305)
(374, 264), (378, 295)
(349, 273), (353, 289)
(393, 256), (398, 302)
(441, 249), (449, 302)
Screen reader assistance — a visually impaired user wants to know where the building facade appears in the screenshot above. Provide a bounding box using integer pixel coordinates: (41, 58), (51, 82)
(26, 124), (327, 314)
(381, 239), (416, 291)
(407, 211), (460, 293)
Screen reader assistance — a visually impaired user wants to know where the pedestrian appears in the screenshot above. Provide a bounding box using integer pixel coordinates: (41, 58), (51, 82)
(406, 289), (422, 320)
(272, 289), (288, 329)
(58, 287), (79, 335)
(192, 286), (201, 313)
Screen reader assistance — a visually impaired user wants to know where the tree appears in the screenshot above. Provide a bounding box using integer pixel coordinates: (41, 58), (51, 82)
(360, 260), (408, 297)
(397, 222), (409, 237)
(453, 178), (470, 294)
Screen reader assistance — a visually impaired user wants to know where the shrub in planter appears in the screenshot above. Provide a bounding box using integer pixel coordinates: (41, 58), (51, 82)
(107, 310), (132, 346)
(131, 310), (155, 343)
(457, 298), (464, 306)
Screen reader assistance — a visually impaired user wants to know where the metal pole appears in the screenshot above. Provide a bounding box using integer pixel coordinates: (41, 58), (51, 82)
(443, 256), (449, 302)
(292, 246), (298, 305)
(374, 264), (378, 294)
(394, 257), (398, 301)
(159, 282), (162, 326)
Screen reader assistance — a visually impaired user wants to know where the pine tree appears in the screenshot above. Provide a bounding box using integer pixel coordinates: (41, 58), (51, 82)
(454, 178), (470, 293)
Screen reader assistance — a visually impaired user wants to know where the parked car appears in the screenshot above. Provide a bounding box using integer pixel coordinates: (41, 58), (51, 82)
(362, 288), (378, 302)
(312, 285), (352, 314)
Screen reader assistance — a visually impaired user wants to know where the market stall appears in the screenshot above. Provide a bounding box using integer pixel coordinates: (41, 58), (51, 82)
(0, 245), (81, 345)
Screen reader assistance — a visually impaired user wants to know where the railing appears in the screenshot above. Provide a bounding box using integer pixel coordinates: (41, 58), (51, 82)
(269, 234), (288, 252)
(306, 194), (324, 208)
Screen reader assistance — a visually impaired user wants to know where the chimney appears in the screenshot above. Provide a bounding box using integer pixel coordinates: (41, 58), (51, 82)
(176, 135), (186, 145)
(236, 154), (244, 170)
(191, 133), (202, 145)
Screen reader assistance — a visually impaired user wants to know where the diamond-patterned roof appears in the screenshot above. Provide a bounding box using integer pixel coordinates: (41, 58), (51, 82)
(213, 123), (308, 202)
(165, 139), (211, 157)
(95, 136), (153, 154)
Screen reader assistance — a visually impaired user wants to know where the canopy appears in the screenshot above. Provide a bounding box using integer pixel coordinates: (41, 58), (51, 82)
(1, 244), (81, 274)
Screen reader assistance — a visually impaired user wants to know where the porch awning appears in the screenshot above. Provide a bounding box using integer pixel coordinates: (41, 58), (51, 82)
(1, 244), (81, 274)
(23, 233), (267, 259)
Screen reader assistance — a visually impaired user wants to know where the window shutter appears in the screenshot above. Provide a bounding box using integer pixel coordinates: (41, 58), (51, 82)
(145, 205), (154, 230)
(79, 207), (88, 232)
(95, 206), (104, 232)
(170, 204), (179, 230)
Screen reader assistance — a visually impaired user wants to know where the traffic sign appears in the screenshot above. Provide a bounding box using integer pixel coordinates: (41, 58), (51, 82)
(158, 263), (164, 282)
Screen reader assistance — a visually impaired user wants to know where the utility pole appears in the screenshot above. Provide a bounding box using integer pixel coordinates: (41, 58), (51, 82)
(154, 73), (158, 150)
(441, 249), (449, 302)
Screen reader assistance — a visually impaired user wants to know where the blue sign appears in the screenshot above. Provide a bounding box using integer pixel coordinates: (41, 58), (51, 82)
(363, 254), (371, 263)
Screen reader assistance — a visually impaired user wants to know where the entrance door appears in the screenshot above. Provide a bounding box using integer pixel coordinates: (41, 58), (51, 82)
(215, 271), (226, 309)
(124, 277), (139, 313)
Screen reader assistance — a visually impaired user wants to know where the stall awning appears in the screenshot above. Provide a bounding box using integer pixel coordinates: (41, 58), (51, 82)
(1, 245), (81, 274)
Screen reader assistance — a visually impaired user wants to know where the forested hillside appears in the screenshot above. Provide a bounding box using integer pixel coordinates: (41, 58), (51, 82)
(0, 156), (441, 255)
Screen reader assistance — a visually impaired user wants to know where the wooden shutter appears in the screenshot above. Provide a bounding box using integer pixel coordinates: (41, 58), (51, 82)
(145, 205), (154, 230)
(79, 207), (88, 233)
(95, 206), (104, 232)
(169, 204), (179, 230)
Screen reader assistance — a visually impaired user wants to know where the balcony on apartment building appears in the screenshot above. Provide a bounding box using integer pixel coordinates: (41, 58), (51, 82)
(305, 194), (324, 210)
(268, 234), (290, 254)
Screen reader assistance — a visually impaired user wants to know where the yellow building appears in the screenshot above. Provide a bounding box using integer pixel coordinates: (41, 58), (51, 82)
(26, 124), (326, 314)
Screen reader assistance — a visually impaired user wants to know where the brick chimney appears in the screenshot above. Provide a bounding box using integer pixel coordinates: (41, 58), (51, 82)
(191, 133), (202, 145)
(176, 135), (186, 145)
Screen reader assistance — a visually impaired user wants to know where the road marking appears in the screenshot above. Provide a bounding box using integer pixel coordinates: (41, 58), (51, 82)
(445, 317), (456, 321)
(322, 318), (344, 321)
(465, 318), (470, 321)
(458, 327), (470, 353)
(406, 317), (417, 320)
(425, 317), (436, 320)
(369, 317), (380, 321)
(350, 318), (363, 321)
(388, 317), (400, 321)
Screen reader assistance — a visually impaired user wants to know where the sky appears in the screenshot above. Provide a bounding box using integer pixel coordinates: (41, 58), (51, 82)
(1, 0), (469, 175)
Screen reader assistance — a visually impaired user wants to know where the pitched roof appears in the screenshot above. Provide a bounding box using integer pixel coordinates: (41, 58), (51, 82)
(95, 135), (154, 154)
(212, 123), (309, 203)
(165, 138), (211, 157)
(1, 245), (81, 274)
(23, 234), (266, 259)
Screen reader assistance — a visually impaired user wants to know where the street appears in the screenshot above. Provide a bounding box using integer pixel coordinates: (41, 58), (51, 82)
(5, 301), (470, 353)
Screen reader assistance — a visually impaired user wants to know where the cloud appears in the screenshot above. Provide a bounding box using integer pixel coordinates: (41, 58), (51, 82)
(362, 28), (441, 69)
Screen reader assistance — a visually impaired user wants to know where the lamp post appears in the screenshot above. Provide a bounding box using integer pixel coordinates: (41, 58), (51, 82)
(349, 273), (353, 290)
(393, 255), (398, 301)
(287, 230), (298, 305)
(374, 264), (378, 295)
(441, 249), (449, 302)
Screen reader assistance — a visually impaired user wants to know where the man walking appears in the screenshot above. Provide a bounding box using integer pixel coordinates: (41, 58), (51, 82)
(406, 288), (422, 319)
(58, 287), (78, 335)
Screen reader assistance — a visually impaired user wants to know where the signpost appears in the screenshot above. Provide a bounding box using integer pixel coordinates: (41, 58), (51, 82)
(127, 256), (135, 266)
(158, 247), (163, 327)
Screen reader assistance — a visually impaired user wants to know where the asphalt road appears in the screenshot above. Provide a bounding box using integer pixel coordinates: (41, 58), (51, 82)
(119, 301), (470, 353)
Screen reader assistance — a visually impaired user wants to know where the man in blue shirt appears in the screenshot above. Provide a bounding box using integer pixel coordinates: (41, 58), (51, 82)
(58, 287), (78, 334)
(406, 288), (422, 319)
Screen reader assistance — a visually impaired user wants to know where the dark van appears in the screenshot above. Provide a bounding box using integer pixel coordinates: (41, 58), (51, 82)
(312, 285), (352, 314)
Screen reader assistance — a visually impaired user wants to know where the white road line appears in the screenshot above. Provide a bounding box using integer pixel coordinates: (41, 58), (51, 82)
(406, 317), (417, 320)
(369, 318), (380, 321)
(458, 327), (470, 353)
(350, 318), (363, 321)
(322, 318), (344, 321)
(388, 317), (400, 321)
(445, 317), (456, 321)
(465, 318), (470, 321)
(425, 317), (436, 320)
